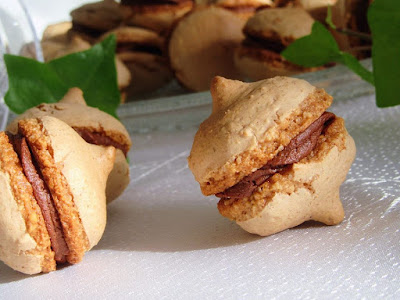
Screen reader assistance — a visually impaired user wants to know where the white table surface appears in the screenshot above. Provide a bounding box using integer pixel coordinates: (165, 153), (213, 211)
(0, 93), (399, 299)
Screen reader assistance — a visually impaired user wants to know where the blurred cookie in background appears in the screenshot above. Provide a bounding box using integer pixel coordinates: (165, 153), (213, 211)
(295, 0), (337, 22)
(101, 26), (173, 97)
(234, 7), (320, 81)
(120, 0), (194, 36)
(70, 0), (123, 43)
(274, 0), (338, 22)
(169, 6), (245, 91)
(196, 0), (274, 20)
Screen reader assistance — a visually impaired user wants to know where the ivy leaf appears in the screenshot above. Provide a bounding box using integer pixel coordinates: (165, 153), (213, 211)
(368, 0), (400, 108)
(282, 21), (374, 86)
(4, 35), (120, 117)
(337, 52), (375, 86)
(282, 22), (340, 67)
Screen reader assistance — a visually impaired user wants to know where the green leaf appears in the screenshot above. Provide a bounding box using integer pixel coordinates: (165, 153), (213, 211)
(337, 52), (374, 85)
(368, 0), (400, 108)
(282, 22), (341, 67)
(4, 35), (120, 117)
(4, 56), (69, 113)
(282, 21), (374, 86)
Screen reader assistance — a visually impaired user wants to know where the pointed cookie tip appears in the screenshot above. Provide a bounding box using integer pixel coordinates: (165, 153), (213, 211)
(59, 88), (87, 105)
(210, 76), (248, 113)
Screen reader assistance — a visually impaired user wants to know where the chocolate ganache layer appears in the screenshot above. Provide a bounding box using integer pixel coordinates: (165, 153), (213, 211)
(11, 135), (69, 263)
(242, 36), (287, 54)
(216, 112), (335, 199)
(73, 128), (128, 156)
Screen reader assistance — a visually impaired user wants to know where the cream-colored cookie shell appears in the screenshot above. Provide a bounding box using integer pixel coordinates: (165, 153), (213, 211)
(42, 21), (72, 43)
(234, 48), (305, 80)
(0, 173), (42, 274)
(100, 26), (164, 49)
(237, 127), (356, 236)
(8, 89), (130, 147)
(41, 116), (115, 248)
(169, 7), (245, 91)
(295, 0), (337, 21)
(121, 1), (193, 34)
(244, 7), (314, 41)
(71, 0), (122, 31)
(115, 57), (132, 90)
(118, 52), (173, 96)
(41, 36), (91, 62)
(188, 76), (316, 185)
(106, 149), (130, 201)
(296, 0), (337, 10)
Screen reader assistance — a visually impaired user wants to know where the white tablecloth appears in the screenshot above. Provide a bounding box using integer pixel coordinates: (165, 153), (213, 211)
(1, 93), (399, 299)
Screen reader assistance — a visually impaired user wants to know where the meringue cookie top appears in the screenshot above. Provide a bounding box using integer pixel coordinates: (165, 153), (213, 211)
(297, 0), (338, 11)
(244, 7), (314, 43)
(8, 88), (131, 152)
(99, 26), (164, 49)
(188, 76), (332, 195)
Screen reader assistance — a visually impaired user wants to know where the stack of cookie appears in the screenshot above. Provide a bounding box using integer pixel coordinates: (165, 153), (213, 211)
(70, 0), (177, 99)
(25, 0), (372, 97)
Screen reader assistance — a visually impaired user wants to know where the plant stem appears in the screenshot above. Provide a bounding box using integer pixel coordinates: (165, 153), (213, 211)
(335, 28), (372, 41)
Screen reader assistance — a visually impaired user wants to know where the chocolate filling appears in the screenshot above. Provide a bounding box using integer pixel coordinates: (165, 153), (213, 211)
(11, 134), (69, 263)
(242, 36), (286, 54)
(116, 43), (163, 56)
(73, 128), (128, 156)
(216, 112), (335, 199)
(71, 22), (105, 38)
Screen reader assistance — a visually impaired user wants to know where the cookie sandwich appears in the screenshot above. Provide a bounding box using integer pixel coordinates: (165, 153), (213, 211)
(188, 76), (356, 236)
(7, 88), (131, 202)
(234, 7), (320, 81)
(70, 0), (123, 43)
(0, 116), (115, 274)
(120, 0), (194, 35)
(101, 26), (172, 97)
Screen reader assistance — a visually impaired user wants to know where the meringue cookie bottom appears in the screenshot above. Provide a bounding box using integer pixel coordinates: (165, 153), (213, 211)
(218, 117), (356, 236)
